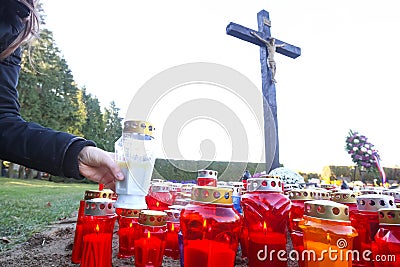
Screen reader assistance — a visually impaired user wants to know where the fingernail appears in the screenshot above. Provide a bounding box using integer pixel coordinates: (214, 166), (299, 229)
(116, 172), (124, 180)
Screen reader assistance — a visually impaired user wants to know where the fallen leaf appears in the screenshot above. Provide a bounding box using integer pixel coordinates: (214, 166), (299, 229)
(1, 237), (11, 243)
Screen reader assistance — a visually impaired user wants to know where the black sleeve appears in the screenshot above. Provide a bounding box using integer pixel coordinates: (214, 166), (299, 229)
(0, 13), (95, 179)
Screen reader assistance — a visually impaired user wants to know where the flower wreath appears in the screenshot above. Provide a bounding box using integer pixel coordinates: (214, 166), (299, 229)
(345, 130), (380, 170)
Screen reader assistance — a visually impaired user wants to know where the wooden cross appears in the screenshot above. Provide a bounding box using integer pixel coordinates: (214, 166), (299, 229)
(226, 10), (301, 172)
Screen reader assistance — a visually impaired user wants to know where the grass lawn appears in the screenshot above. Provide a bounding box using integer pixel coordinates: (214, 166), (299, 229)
(0, 177), (97, 252)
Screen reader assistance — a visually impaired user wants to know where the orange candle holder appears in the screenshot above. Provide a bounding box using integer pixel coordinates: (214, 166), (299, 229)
(352, 194), (395, 267)
(145, 183), (173, 211)
(71, 189), (115, 264)
(164, 209), (181, 260)
(288, 189), (318, 267)
(180, 186), (242, 267)
(197, 169), (218, 187)
(299, 200), (358, 267)
(117, 208), (141, 258)
(241, 176), (291, 267)
(373, 208), (400, 267)
(134, 210), (167, 267)
(80, 198), (117, 267)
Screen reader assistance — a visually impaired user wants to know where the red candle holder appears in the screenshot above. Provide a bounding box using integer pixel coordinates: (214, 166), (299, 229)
(181, 186), (242, 267)
(299, 200), (358, 267)
(164, 209), (181, 260)
(117, 208), (142, 258)
(71, 189), (115, 264)
(146, 183), (173, 211)
(134, 210), (167, 267)
(197, 169), (218, 187)
(352, 194), (395, 267)
(373, 208), (400, 267)
(169, 183), (182, 204)
(288, 189), (318, 267)
(241, 176), (291, 267)
(80, 198), (117, 267)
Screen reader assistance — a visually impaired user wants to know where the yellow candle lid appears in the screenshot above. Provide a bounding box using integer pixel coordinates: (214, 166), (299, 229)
(123, 120), (154, 137)
(289, 189), (319, 201)
(304, 200), (350, 222)
(138, 210), (167, 226)
(378, 208), (400, 225)
(191, 186), (233, 205)
(119, 208), (142, 218)
(331, 190), (361, 204)
(356, 194), (395, 212)
(84, 189), (115, 200)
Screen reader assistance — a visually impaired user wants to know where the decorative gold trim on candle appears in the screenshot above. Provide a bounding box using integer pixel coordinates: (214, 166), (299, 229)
(378, 208), (400, 225)
(304, 200), (349, 222)
(123, 120), (154, 137)
(119, 208), (142, 218)
(289, 189), (319, 201)
(191, 186), (233, 205)
(84, 198), (116, 216)
(246, 176), (283, 193)
(84, 189), (115, 200)
(138, 210), (167, 226)
(356, 194), (395, 212)
(331, 190), (361, 204)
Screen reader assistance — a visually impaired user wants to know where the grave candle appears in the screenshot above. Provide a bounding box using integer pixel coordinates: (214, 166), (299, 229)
(330, 190), (361, 220)
(145, 183), (173, 211)
(373, 208), (400, 267)
(164, 209), (181, 260)
(352, 194), (395, 267)
(134, 210), (167, 267)
(241, 176), (291, 267)
(180, 185), (242, 267)
(71, 189), (115, 264)
(80, 198), (117, 267)
(197, 169), (218, 187)
(299, 200), (358, 267)
(117, 208), (141, 258)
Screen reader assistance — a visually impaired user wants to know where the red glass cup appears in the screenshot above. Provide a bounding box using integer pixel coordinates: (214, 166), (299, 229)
(352, 194), (395, 267)
(181, 186), (242, 267)
(134, 210), (167, 267)
(117, 208), (141, 258)
(71, 189), (115, 264)
(197, 169), (218, 187)
(164, 209), (181, 260)
(146, 183), (173, 211)
(241, 176), (291, 267)
(80, 198), (117, 267)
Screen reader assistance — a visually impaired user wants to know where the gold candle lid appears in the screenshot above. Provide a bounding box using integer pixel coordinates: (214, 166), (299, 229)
(191, 186), (233, 205)
(165, 209), (181, 222)
(378, 208), (400, 225)
(197, 169), (218, 179)
(382, 190), (400, 201)
(359, 188), (383, 195)
(331, 190), (361, 204)
(313, 189), (331, 200)
(119, 208), (142, 218)
(84, 198), (116, 216)
(150, 183), (170, 193)
(84, 189), (115, 200)
(138, 210), (167, 226)
(356, 194), (395, 212)
(289, 189), (318, 201)
(123, 120), (154, 137)
(246, 176), (283, 193)
(304, 200), (350, 222)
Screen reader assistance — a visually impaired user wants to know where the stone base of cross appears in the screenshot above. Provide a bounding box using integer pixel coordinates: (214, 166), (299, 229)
(226, 10), (301, 173)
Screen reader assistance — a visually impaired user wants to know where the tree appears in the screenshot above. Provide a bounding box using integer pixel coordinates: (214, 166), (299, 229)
(102, 101), (123, 151)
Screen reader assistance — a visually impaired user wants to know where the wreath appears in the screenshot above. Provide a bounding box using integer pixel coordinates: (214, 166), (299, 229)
(345, 129), (380, 170)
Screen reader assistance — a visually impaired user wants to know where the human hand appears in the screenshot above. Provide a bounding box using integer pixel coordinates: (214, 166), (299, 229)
(78, 146), (124, 191)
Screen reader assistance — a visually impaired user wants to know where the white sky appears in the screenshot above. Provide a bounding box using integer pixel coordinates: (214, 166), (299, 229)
(40, 0), (400, 173)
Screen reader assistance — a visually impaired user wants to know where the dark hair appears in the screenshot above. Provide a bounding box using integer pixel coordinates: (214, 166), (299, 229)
(0, 0), (40, 60)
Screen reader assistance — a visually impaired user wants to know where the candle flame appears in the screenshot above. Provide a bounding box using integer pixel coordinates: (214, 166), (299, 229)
(147, 231), (151, 239)
(156, 201), (160, 207)
(129, 222), (133, 228)
(203, 219), (207, 228)
(171, 223), (175, 232)
(95, 224), (100, 233)
(263, 221), (267, 231)
(327, 233), (331, 243)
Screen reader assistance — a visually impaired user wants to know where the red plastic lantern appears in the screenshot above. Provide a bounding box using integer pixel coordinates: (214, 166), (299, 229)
(241, 176), (290, 267)
(80, 198), (117, 267)
(71, 189), (115, 264)
(352, 194), (395, 267)
(134, 210), (167, 267)
(145, 183), (173, 211)
(117, 208), (141, 258)
(181, 186), (242, 267)
(373, 208), (400, 267)
(299, 200), (358, 267)
(197, 169), (218, 187)
(164, 209), (181, 260)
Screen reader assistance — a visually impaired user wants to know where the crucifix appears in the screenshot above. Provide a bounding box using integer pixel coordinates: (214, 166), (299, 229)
(226, 10), (301, 172)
